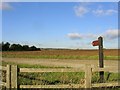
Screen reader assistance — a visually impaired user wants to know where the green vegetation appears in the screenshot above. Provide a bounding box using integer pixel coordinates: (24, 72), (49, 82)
(18, 72), (85, 85)
(17, 72), (120, 85)
(1, 62), (120, 86)
(2, 61), (70, 68)
(2, 69), (120, 86)
(104, 56), (119, 60)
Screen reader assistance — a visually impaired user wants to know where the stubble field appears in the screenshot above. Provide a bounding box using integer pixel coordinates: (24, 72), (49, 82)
(2, 49), (119, 60)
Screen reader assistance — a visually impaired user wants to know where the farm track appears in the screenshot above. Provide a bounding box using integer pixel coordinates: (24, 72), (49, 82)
(2, 58), (119, 68)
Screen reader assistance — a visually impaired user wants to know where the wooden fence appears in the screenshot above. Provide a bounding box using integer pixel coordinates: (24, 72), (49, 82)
(0, 64), (119, 89)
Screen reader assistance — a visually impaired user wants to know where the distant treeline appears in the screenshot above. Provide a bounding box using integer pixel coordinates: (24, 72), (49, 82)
(0, 42), (41, 51)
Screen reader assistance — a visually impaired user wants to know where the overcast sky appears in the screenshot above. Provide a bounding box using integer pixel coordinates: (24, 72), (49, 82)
(1, 2), (119, 49)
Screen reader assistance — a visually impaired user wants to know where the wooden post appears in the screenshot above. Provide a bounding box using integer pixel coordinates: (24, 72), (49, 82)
(11, 65), (18, 89)
(6, 65), (11, 89)
(98, 36), (104, 83)
(85, 64), (92, 89)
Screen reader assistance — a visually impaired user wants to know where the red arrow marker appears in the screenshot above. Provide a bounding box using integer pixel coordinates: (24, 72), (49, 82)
(92, 40), (99, 46)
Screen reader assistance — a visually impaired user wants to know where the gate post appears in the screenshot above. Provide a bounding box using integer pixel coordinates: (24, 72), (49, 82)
(6, 65), (11, 89)
(98, 36), (104, 83)
(11, 65), (18, 89)
(85, 64), (92, 89)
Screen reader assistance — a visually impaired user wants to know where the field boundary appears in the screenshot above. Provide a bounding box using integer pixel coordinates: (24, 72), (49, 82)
(0, 64), (119, 89)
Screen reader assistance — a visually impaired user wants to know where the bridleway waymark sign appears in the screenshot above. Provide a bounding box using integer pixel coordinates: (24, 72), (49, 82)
(92, 36), (104, 83)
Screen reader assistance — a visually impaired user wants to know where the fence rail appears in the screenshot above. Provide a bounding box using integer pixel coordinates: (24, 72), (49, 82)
(0, 66), (6, 71)
(92, 82), (119, 87)
(0, 64), (119, 89)
(93, 67), (119, 72)
(19, 67), (85, 72)
(20, 84), (84, 88)
(0, 82), (6, 86)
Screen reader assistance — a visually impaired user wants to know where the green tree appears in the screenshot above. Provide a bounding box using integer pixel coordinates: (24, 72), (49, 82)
(22, 45), (30, 51)
(10, 44), (23, 51)
(2, 42), (10, 51)
(30, 46), (37, 51)
(0, 42), (2, 51)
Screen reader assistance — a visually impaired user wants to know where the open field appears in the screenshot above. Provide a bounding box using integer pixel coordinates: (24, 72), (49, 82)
(1, 49), (120, 89)
(1, 49), (119, 68)
(2, 49), (119, 60)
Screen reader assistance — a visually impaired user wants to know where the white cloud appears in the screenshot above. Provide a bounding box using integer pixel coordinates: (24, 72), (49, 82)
(74, 3), (117, 17)
(92, 9), (118, 16)
(103, 29), (119, 40)
(74, 5), (88, 17)
(67, 33), (97, 40)
(67, 33), (82, 39)
(0, 2), (13, 10)
(67, 29), (119, 40)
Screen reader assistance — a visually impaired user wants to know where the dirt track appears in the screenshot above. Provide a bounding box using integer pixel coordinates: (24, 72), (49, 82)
(2, 58), (118, 68)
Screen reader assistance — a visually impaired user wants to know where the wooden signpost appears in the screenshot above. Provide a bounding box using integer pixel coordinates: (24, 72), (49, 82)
(92, 36), (104, 83)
